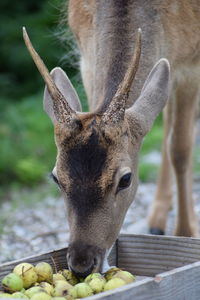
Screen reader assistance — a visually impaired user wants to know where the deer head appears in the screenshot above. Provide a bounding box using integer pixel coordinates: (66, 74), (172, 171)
(23, 28), (170, 277)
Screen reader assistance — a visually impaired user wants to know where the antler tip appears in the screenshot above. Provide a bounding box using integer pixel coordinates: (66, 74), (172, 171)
(22, 26), (26, 34)
(22, 27), (28, 41)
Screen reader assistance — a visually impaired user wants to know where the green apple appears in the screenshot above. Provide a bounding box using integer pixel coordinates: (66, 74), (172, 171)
(35, 262), (53, 283)
(51, 298), (67, 300)
(30, 292), (51, 300)
(13, 263), (38, 288)
(2, 273), (23, 293)
(88, 277), (106, 293)
(70, 283), (93, 298)
(39, 282), (54, 296)
(113, 270), (135, 284)
(84, 273), (102, 283)
(0, 293), (12, 298)
(103, 278), (126, 291)
(53, 280), (73, 297)
(59, 269), (78, 286)
(12, 292), (29, 299)
(104, 268), (121, 281)
(25, 286), (45, 298)
(53, 274), (66, 284)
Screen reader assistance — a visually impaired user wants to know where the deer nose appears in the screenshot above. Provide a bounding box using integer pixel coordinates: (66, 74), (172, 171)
(67, 242), (104, 278)
(69, 258), (96, 278)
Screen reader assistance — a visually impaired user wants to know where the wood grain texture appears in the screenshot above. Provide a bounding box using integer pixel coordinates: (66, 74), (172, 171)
(86, 261), (200, 300)
(117, 234), (200, 276)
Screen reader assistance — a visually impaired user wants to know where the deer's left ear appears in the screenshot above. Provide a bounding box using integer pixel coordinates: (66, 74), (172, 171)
(44, 67), (82, 122)
(126, 58), (170, 136)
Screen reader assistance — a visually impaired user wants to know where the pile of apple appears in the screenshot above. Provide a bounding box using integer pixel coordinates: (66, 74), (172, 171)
(0, 261), (135, 299)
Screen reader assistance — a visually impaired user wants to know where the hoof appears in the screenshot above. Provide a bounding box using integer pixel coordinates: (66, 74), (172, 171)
(149, 228), (165, 235)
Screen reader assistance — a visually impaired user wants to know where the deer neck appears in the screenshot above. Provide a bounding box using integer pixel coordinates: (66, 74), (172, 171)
(93, 0), (160, 111)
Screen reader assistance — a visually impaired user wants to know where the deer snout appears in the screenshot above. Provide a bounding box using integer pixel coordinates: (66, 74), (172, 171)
(67, 241), (105, 278)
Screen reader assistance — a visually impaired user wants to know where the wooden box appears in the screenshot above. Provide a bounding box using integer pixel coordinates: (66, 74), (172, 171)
(1, 234), (200, 299)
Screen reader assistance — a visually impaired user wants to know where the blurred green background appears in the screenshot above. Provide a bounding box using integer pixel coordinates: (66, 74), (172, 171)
(0, 0), (199, 203)
(0, 0), (87, 202)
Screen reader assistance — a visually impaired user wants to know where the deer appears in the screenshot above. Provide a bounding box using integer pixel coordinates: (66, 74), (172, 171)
(23, 0), (199, 277)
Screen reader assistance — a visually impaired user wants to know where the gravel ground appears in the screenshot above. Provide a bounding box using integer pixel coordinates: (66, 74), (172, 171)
(1, 181), (200, 264)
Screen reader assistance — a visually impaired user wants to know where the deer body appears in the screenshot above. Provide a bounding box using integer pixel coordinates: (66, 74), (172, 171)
(23, 0), (198, 277)
(68, 0), (200, 237)
(68, 0), (200, 109)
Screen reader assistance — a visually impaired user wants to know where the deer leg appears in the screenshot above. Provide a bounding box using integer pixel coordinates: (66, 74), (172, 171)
(148, 101), (173, 235)
(170, 83), (198, 237)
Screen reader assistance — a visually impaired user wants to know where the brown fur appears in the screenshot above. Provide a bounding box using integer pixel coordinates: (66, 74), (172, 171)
(68, 0), (200, 238)
(24, 0), (170, 276)
(54, 114), (138, 251)
(50, 54), (169, 274)
(26, 0), (199, 276)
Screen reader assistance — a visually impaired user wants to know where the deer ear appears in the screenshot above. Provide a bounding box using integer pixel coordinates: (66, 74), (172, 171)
(126, 58), (170, 136)
(43, 67), (82, 123)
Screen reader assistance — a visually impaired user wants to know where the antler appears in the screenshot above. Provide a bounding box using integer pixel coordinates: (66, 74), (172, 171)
(23, 27), (76, 124)
(102, 28), (142, 124)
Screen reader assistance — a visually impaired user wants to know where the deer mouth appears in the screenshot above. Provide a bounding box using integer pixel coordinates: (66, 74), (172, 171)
(69, 261), (96, 278)
(67, 241), (106, 278)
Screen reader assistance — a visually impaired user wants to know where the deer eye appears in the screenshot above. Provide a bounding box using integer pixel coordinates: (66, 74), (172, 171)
(50, 172), (59, 185)
(118, 172), (132, 191)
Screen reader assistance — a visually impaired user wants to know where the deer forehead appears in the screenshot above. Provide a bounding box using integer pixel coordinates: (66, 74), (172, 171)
(54, 115), (130, 188)
(54, 124), (128, 220)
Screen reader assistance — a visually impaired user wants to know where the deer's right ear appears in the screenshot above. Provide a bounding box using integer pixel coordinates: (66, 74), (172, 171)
(126, 58), (170, 137)
(44, 67), (82, 123)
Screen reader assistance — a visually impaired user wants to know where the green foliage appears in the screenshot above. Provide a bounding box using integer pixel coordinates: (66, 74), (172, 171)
(139, 114), (200, 181)
(140, 114), (163, 155)
(193, 148), (200, 175)
(15, 158), (47, 185)
(0, 93), (55, 185)
(0, 0), (75, 100)
(139, 114), (163, 182)
(0, 0), (89, 188)
(139, 162), (160, 183)
(0, 75), (87, 186)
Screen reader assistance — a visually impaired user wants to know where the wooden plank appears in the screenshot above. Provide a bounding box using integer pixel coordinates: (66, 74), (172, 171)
(0, 247), (68, 282)
(117, 234), (200, 276)
(1, 234), (199, 280)
(85, 261), (200, 300)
